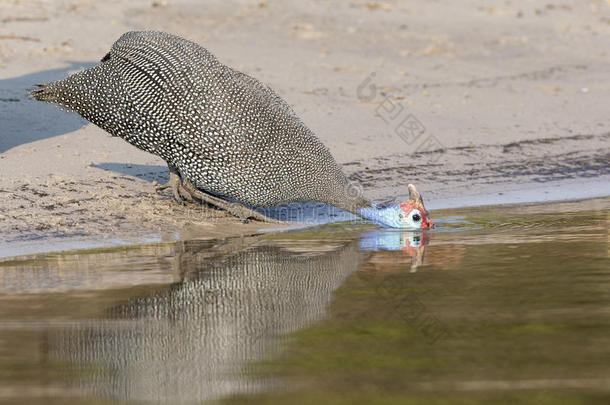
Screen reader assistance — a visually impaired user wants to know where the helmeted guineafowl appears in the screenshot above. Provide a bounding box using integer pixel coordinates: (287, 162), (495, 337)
(31, 31), (433, 229)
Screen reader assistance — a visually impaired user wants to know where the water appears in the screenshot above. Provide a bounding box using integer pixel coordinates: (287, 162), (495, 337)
(0, 198), (608, 404)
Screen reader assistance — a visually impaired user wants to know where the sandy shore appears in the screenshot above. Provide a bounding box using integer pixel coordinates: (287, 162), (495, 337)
(1, 0), (609, 255)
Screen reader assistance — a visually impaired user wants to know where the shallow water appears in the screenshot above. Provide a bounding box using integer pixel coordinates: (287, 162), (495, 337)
(0, 198), (608, 404)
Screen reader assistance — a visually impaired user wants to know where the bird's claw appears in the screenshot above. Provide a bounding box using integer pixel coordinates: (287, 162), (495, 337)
(156, 166), (279, 224)
(154, 168), (194, 204)
(153, 181), (169, 192)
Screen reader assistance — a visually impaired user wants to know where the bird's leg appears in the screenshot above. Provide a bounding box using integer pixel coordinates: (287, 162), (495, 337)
(154, 165), (193, 203)
(154, 168), (278, 223)
(181, 179), (280, 224)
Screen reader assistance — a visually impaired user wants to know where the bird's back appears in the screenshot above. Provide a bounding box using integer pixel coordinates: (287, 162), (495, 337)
(33, 31), (355, 208)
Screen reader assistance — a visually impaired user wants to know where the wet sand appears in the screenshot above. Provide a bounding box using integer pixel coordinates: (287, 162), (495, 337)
(1, 0), (609, 255)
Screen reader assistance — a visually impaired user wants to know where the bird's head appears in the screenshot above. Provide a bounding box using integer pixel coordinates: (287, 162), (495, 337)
(396, 191), (434, 230)
(360, 184), (434, 230)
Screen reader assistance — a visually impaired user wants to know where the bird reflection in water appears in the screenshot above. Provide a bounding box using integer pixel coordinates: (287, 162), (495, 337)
(51, 226), (434, 402)
(359, 229), (430, 271)
(54, 238), (365, 402)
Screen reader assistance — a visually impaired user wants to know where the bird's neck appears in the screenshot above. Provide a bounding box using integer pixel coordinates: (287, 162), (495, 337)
(350, 201), (414, 229)
(334, 194), (372, 216)
(356, 204), (389, 224)
(334, 195), (391, 223)
(334, 194), (402, 228)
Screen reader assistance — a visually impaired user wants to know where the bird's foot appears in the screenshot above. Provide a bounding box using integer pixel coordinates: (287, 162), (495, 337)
(153, 169), (193, 204)
(153, 165), (279, 223)
(182, 180), (281, 224)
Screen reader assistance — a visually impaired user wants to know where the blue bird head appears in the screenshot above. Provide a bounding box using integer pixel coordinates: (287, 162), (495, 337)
(358, 184), (434, 230)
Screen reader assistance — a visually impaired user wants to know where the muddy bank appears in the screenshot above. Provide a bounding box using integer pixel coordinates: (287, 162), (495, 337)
(1, 0), (609, 255)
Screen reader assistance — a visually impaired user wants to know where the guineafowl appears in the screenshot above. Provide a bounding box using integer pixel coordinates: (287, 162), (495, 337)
(31, 31), (433, 229)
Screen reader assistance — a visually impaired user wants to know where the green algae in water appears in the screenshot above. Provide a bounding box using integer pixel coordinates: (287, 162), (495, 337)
(0, 199), (608, 404)
(228, 199), (610, 404)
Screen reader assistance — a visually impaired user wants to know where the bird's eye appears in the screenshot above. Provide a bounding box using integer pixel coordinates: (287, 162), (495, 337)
(412, 213), (421, 222)
(399, 213), (404, 219)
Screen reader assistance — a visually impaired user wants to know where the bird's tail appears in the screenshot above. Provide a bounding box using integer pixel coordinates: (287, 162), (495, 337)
(29, 83), (58, 103)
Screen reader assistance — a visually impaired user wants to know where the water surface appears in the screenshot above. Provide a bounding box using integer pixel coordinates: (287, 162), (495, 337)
(0, 198), (608, 404)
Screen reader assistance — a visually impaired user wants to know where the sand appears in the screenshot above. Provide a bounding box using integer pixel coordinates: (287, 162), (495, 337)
(1, 0), (609, 256)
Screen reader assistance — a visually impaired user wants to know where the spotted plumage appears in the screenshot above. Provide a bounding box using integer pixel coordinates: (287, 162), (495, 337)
(31, 31), (433, 229)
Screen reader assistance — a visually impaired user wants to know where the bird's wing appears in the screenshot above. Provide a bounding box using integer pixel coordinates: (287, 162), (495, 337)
(107, 32), (303, 159)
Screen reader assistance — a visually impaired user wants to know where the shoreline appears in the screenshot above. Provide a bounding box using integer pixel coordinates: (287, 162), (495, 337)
(1, 192), (607, 260)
